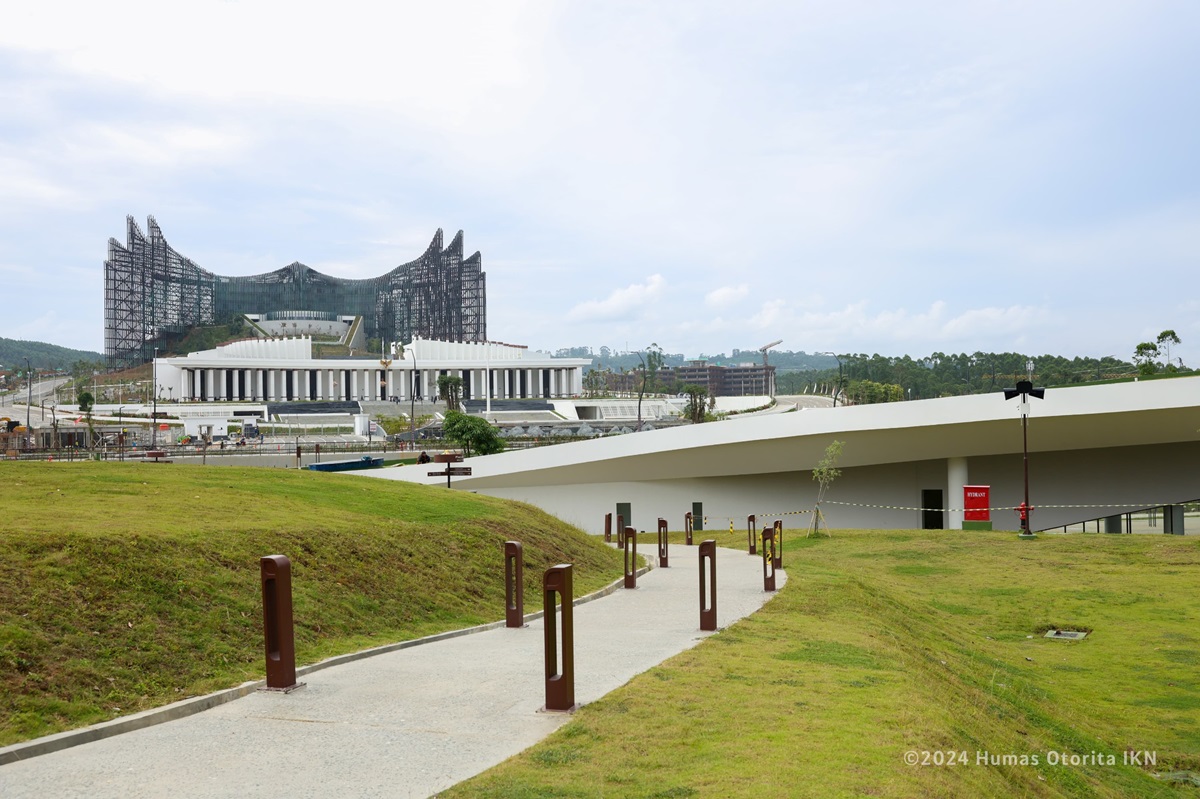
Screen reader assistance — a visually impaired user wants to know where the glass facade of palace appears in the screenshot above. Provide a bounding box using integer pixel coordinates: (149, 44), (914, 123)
(104, 216), (486, 370)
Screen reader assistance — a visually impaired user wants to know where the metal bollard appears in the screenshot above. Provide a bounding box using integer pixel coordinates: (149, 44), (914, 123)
(699, 539), (717, 631)
(604, 512), (612, 543)
(773, 519), (783, 570)
(504, 541), (525, 628)
(747, 514), (757, 555)
(260, 555), (304, 692)
(762, 528), (776, 592)
(616, 514), (625, 548)
(542, 564), (577, 712)
(624, 528), (638, 589)
(685, 512), (694, 546)
(657, 518), (669, 568)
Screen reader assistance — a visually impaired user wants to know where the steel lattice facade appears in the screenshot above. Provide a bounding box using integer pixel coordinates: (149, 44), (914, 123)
(104, 216), (486, 370)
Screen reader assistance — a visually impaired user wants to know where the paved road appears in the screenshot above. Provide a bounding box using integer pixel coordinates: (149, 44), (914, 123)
(0, 546), (785, 799)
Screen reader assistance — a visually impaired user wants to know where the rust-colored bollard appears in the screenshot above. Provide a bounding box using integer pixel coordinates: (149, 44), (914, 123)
(504, 541), (525, 628)
(773, 519), (783, 570)
(542, 564), (577, 712)
(604, 512), (612, 543)
(699, 539), (717, 631)
(747, 514), (757, 555)
(616, 514), (625, 548)
(260, 555), (303, 692)
(657, 518), (669, 568)
(762, 528), (777, 592)
(624, 528), (638, 588)
(685, 511), (694, 546)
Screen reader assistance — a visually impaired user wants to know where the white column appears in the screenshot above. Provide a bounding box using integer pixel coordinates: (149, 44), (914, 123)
(387, 369), (395, 400)
(947, 456), (968, 531)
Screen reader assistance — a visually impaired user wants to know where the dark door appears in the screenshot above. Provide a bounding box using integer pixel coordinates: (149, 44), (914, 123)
(922, 489), (944, 530)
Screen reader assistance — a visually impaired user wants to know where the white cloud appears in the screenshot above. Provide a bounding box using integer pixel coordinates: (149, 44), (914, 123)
(705, 284), (749, 307)
(566, 275), (666, 323)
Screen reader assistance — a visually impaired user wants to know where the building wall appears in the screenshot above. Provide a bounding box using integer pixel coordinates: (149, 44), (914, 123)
(473, 440), (1200, 535)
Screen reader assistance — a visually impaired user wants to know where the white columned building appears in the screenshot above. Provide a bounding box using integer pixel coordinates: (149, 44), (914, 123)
(156, 337), (591, 408)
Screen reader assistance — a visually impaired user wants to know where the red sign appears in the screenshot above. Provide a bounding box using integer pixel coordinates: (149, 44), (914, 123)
(963, 485), (990, 521)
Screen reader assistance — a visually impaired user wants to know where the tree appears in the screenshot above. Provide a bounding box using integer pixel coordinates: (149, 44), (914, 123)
(582, 368), (609, 398)
(809, 440), (843, 537)
(1157, 330), (1181, 370)
(437, 374), (463, 411)
(635, 343), (664, 431)
(442, 410), (505, 457)
(682, 384), (707, 424)
(1133, 342), (1159, 376)
(77, 390), (95, 450)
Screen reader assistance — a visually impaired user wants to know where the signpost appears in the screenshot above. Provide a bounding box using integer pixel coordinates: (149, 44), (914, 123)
(427, 452), (471, 487)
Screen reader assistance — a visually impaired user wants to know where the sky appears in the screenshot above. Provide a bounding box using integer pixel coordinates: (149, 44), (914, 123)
(1, 1), (1197, 363)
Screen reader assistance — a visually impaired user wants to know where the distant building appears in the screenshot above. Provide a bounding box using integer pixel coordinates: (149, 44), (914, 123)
(104, 216), (486, 370)
(606, 360), (775, 397)
(154, 337), (588, 403)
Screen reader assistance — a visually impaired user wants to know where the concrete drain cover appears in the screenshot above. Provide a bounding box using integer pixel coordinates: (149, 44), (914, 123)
(1045, 630), (1089, 640)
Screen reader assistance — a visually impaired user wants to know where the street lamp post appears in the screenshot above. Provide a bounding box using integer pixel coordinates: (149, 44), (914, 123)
(1003, 374), (1045, 538)
(117, 406), (125, 460)
(24, 357), (32, 450)
(817, 352), (844, 406)
(151, 348), (159, 448)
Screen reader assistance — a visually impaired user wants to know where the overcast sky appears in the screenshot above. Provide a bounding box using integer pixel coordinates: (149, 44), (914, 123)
(2, 2), (1197, 362)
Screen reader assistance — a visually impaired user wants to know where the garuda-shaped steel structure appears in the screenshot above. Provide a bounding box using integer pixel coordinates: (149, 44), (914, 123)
(104, 215), (485, 370)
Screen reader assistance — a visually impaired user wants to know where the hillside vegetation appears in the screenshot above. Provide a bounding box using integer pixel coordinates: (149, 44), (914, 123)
(0, 463), (625, 745)
(0, 337), (103, 372)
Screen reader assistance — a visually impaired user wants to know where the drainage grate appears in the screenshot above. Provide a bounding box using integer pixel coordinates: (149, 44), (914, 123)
(1045, 630), (1089, 640)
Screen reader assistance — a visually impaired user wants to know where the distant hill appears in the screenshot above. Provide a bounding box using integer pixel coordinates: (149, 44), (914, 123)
(0, 337), (103, 371)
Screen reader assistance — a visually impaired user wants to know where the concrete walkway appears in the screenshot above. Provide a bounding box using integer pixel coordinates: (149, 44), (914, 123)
(0, 546), (785, 799)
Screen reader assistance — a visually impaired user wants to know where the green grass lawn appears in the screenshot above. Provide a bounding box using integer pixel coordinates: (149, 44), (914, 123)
(441, 529), (1200, 798)
(0, 462), (625, 746)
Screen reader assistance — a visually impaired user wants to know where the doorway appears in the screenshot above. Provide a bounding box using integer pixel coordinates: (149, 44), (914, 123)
(921, 489), (944, 530)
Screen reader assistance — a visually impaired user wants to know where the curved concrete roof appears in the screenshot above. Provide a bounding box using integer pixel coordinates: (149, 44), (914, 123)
(372, 376), (1200, 490)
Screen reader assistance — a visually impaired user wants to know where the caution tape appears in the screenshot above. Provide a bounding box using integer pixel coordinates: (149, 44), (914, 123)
(704, 510), (812, 526)
(705, 501), (1185, 522)
(823, 500), (1187, 513)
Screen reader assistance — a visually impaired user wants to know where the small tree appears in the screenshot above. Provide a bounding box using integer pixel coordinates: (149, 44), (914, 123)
(437, 374), (463, 411)
(1157, 330), (1181, 370)
(635, 343), (664, 431)
(809, 440), (843, 537)
(1133, 342), (1159, 376)
(442, 410), (504, 457)
(682, 384), (707, 424)
(77, 390), (95, 450)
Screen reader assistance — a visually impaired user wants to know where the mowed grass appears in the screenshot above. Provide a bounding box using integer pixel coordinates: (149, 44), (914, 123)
(0, 462), (625, 746)
(441, 528), (1200, 798)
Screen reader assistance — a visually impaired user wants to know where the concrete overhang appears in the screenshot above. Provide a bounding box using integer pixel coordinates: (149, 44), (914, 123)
(371, 377), (1200, 490)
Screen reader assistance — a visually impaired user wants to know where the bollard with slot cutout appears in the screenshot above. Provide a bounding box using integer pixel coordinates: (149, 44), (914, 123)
(747, 514), (757, 555)
(542, 564), (577, 712)
(616, 514), (625, 548)
(624, 528), (638, 588)
(699, 539), (717, 631)
(657, 518), (669, 568)
(685, 512), (694, 546)
(260, 555), (304, 692)
(604, 512), (613, 543)
(504, 541), (525, 628)
(773, 519), (783, 570)
(762, 528), (777, 592)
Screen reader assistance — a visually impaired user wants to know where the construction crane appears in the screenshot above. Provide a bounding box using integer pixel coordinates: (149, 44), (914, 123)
(758, 339), (782, 367)
(759, 340), (782, 397)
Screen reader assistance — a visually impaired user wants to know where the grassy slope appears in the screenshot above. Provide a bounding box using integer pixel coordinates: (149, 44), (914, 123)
(444, 529), (1200, 798)
(0, 462), (625, 746)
